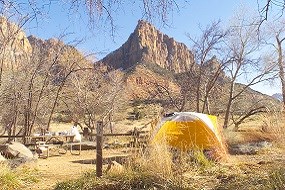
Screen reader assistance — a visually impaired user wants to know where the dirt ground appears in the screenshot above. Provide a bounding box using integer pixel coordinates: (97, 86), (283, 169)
(18, 119), (152, 190)
(19, 145), (285, 190)
(22, 148), (130, 190)
(17, 117), (285, 190)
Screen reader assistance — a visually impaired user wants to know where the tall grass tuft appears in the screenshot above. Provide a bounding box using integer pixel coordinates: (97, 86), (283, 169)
(0, 163), (21, 190)
(55, 142), (218, 190)
(134, 142), (174, 179)
(260, 112), (285, 147)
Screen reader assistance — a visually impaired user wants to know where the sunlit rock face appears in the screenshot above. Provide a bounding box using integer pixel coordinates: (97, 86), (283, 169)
(101, 20), (195, 73)
(0, 17), (32, 69)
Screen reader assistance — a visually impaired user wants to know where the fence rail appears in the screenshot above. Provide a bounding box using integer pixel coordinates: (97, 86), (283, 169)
(0, 131), (149, 140)
(0, 135), (24, 138)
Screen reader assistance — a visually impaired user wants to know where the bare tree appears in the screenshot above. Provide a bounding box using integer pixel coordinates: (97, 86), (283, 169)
(258, 0), (285, 24)
(230, 96), (268, 131)
(222, 12), (275, 129)
(0, 0), (185, 37)
(186, 21), (227, 113)
(62, 67), (127, 134)
(148, 81), (185, 112)
(0, 16), (33, 141)
(262, 19), (285, 109)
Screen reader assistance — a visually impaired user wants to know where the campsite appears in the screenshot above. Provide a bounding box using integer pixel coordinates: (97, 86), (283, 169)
(1, 1), (285, 190)
(1, 109), (285, 190)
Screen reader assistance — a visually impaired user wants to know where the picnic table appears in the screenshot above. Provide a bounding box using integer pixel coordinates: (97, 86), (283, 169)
(27, 134), (81, 158)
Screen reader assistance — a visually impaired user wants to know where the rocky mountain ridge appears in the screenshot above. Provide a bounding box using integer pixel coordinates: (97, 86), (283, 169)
(101, 20), (195, 73)
(0, 17), (32, 69)
(99, 20), (281, 112)
(272, 93), (283, 101)
(0, 17), (281, 112)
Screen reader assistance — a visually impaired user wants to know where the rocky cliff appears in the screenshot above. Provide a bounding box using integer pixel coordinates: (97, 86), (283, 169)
(0, 17), (32, 69)
(101, 20), (195, 73)
(28, 35), (90, 67)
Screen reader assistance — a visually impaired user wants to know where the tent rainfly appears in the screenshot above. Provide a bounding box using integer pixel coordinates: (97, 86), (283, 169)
(152, 112), (225, 151)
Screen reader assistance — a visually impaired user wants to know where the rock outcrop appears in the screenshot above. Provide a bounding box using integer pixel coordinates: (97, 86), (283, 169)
(0, 17), (32, 68)
(101, 20), (195, 73)
(28, 35), (66, 55)
(125, 64), (180, 99)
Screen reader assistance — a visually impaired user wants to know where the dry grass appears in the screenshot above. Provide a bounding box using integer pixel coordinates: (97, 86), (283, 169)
(7, 111), (285, 190)
(31, 138), (284, 190)
(134, 142), (173, 178)
(223, 112), (285, 147)
(259, 112), (285, 147)
(54, 143), (227, 190)
(0, 163), (39, 190)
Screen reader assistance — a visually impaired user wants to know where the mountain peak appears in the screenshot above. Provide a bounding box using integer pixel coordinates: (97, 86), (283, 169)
(100, 20), (195, 73)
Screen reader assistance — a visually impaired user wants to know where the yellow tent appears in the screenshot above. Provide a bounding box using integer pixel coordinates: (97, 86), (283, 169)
(152, 112), (224, 151)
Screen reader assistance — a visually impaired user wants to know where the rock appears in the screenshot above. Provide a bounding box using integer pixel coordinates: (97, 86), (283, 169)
(125, 64), (180, 99)
(0, 153), (6, 162)
(0, 17), (32, 69)
(100, 20), (195, 73)
(0, 142), (36, 168)
(0, 142), (34, 160)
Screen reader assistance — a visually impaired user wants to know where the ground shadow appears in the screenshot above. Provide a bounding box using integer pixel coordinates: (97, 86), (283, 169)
(71, 155), (129, 165)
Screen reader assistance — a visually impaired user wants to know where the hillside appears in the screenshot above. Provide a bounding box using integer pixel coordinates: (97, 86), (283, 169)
(100, 20), (195, 73)
(99, 20), (281, 113)
(272, 93), (283, 101)
(0, 17), (280, 127)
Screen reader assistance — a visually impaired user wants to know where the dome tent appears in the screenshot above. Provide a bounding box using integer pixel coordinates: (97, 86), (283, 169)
(152, 112), (225, 151)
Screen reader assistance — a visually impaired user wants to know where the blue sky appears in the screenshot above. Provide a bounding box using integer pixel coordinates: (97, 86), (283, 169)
(23, 0), (281, 96)
(26, 0), (243, 55)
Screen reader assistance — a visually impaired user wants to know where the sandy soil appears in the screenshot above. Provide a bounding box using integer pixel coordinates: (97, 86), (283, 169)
(19, 119), (152, 190)
(18, 117), (285, 190)
(19, 145), (285, 190)
(22, 149), (129, 190)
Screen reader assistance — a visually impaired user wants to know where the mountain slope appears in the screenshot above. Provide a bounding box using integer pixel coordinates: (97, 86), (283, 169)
(99, 20), (281, 113)
(101, 20), (195, 73)
(272, 93), (283, 101)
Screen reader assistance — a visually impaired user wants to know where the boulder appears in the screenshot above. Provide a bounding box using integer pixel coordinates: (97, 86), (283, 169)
(0, 142), (34, 160)
(0, 153), (6, 162)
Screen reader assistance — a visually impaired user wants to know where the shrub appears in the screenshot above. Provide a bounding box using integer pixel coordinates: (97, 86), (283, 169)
(260, 112), (285, 147)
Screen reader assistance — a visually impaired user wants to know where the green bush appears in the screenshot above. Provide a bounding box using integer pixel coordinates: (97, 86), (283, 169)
(133, 107), (145, 120)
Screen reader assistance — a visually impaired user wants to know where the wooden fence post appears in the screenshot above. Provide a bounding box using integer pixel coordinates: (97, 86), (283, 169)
(96, 121), (103, 177)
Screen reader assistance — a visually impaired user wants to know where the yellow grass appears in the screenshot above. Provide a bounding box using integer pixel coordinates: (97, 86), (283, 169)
(259, 112), (285, 147)
(0, 163), (39, 190)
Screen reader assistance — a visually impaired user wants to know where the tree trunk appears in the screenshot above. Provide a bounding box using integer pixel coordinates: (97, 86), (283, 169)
(276, 37), (285, 109)
(223, 83), (235, 128)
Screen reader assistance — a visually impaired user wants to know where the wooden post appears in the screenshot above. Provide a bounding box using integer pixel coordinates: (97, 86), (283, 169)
(96, 121), (103, 177)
